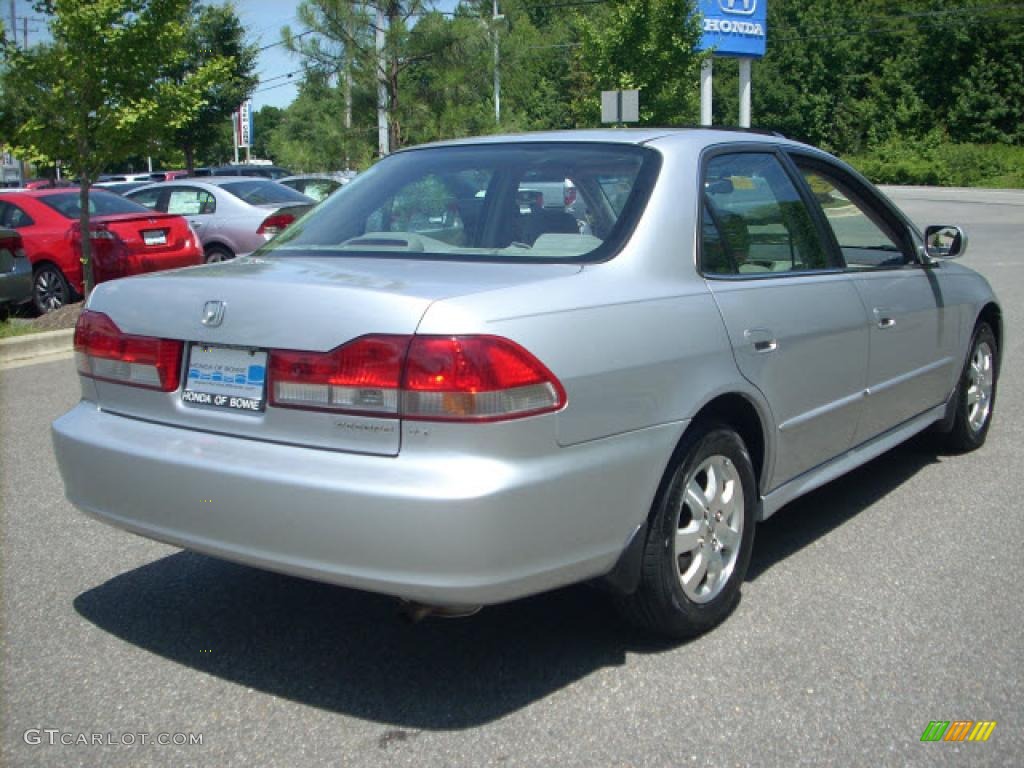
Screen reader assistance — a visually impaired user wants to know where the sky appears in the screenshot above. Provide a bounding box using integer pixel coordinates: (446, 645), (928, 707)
(236, 0), (307, 111)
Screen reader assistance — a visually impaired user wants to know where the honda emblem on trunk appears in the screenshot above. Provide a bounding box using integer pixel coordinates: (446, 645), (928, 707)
(201, 300), (226, 327)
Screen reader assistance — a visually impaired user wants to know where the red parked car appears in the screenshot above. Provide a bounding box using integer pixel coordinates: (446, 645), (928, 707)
(0, 189), (203, 313)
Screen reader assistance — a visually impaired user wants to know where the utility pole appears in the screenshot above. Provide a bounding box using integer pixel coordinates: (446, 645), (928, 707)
(22, 14), (26, 46)
(492, 0), (503, 125)
(8, 0), (16, 46)
(375, 3), (388, 157)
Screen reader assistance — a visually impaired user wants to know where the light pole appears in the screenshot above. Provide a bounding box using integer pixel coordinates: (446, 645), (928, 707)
(493, 0), (504, 125)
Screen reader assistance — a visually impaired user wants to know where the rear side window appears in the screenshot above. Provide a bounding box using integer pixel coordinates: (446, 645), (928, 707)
(265, 143), (660, 263)
(0, 201), (34, 228)
(701, 153), (835, 275)
(38, 190), (151, 218)
(167, 188), (216, 215)
(219, 180), (312, 205)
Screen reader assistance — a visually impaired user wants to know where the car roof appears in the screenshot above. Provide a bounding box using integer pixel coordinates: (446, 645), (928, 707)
(408, 127), (809, 152)
(129, 176), (278, 193)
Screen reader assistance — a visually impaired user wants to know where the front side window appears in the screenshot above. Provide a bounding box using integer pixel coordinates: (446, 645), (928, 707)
(794, 160), (912, 269)
(263, 143), (659, 263)
(701, 152), (834, 275)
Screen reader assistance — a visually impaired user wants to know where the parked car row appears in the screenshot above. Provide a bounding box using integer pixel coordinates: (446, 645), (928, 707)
(0, 189), (204, 313)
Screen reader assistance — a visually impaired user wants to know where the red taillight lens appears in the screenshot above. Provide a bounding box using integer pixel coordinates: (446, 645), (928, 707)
(402, 336), (565, 421)
(258, 213), (296, 237)
(74, 310), (183, 391)
(268, 335), (565, 421)
(270, 335), (409, 414)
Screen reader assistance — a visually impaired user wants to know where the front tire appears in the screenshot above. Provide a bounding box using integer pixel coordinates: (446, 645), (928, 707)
(945, 322), (998, 452)
(617, 424), (757, 639)
(33, 264), (70, 314)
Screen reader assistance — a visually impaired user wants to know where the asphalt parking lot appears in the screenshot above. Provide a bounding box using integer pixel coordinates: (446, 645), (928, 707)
(1, 187), (1021, 767)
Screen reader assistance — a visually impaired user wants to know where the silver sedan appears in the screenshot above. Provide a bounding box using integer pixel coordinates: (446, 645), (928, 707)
(126, 177), (314, 263)
(53, 130), (1001, 638)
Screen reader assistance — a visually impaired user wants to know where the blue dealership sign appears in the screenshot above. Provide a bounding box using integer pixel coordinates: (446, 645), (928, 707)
(697, 0), (767, 58)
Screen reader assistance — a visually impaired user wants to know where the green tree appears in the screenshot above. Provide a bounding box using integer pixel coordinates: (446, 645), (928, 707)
(171, 2), (259, 172)
(576, 0), (704, 125)
(0, 0), (230, 294)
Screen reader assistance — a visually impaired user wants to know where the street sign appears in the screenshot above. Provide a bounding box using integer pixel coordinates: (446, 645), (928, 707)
(601, 90), (640, 124)
(697, 0), (767, 58)
(235, 100), (253, 149)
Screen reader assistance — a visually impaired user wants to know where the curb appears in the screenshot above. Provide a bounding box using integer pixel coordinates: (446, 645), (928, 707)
(0, 328), (75, 365)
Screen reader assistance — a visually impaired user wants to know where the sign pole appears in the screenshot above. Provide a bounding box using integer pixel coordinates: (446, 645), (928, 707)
(738, 57), (752, 128)
(700, 59), (713, 126)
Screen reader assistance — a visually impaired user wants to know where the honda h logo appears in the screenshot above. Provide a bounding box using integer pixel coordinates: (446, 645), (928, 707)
(201, 300), (226, 327)
(719, 0), (757, 14)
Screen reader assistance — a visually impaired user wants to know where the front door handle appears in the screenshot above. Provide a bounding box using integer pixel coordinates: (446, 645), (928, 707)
(744, 327), (778, 353)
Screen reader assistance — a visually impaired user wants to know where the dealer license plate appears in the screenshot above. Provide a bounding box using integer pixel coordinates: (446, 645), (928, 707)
(142, 230), (167, 246)
(183, 344), (267, 412)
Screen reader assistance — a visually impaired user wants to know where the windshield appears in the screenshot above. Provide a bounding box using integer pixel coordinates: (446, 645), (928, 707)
(219, 180), (313, 205)
(39, 190), (151, 218)
(261, 142), (660, 263)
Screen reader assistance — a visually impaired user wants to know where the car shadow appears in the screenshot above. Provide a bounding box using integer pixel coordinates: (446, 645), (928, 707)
(73, 439), (941, 730)
(747, 437), (941, 580)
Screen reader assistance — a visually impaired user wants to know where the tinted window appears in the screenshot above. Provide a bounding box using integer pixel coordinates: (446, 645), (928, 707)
(0, 201), (34, 228)
(38, 190), (151, 218)
(795, 160), (912, 269)
(265, 143), (659, 262)
(127, 187), (163, 210)
(701, 153), (833, 275)
(219, 180), (312, 205)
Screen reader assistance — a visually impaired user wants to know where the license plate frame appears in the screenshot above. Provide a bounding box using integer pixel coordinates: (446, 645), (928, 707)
(183, 344), (268, 412)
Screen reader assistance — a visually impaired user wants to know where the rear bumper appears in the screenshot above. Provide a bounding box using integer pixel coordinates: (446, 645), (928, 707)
(53, 402), (684, 605)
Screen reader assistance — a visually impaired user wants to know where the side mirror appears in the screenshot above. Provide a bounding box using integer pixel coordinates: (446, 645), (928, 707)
(924, 225), (967, 260)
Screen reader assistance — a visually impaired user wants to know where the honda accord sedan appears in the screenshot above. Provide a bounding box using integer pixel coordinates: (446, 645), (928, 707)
(52, 129), (1001, 637)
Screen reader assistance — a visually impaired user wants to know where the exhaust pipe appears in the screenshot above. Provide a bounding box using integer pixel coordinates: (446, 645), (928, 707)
(398, 600), (483, 623)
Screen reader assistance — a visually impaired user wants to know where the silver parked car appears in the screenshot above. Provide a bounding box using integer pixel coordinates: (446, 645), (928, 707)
(126, 177), (314, 263)
(53, 130), (1001, 637)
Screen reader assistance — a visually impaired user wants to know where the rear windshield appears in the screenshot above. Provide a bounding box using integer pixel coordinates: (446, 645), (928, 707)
(219, 180), (312, 205)
(262, 142), (660, 263)
(39, 190), (151, 218)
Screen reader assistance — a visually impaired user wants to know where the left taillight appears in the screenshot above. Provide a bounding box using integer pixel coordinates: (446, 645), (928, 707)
(75, 310), (183, 391)
(257, 212), (296, 237)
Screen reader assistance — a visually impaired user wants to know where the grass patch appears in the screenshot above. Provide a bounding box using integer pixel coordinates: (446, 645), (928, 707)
(0, 316), (43, 339)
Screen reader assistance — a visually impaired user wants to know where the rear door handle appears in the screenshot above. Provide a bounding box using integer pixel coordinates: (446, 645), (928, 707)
(744, 327), (778, 353)
(873, 307), (896, 329)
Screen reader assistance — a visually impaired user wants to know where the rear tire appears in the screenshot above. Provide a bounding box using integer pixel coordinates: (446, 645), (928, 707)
(616, 424), (756, 639)
(33, 263), (70, 314)
(204, 245), (234, 264)
(944, 322), (998, 453)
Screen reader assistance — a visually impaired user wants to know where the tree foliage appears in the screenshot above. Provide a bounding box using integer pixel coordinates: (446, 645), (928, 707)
(171, 2), (259, 172)
(0, 0), (231, 293)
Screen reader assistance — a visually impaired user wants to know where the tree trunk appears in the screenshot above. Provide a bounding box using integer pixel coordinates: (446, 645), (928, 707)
(78, 178), (94, 298)
(184, 144), (195, 174)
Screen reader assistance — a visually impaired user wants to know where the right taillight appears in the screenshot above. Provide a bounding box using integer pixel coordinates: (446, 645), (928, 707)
(257, 213), (296, 237)
(75, 310), (183, 391)
(268, 334), (565, 422)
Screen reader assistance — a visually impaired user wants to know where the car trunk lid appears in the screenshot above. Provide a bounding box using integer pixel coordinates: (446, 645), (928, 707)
(82, 255), (581, 455)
